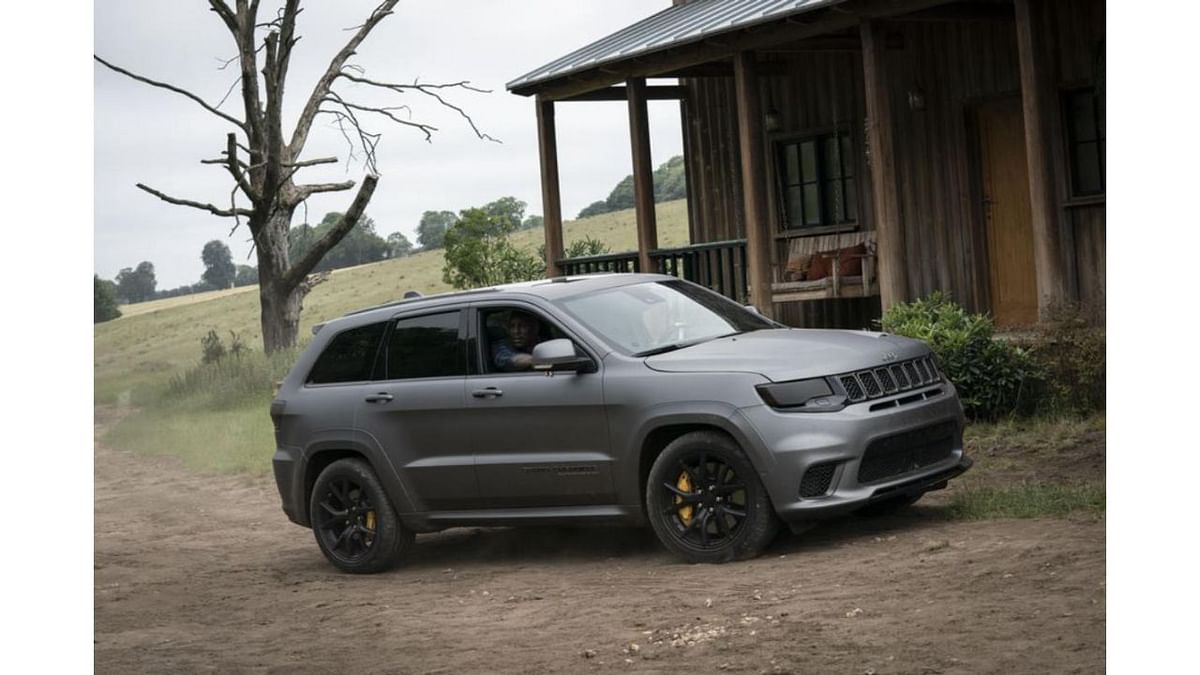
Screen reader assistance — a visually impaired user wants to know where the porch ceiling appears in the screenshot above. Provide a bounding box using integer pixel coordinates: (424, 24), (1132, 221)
(507, 0), (846, 96)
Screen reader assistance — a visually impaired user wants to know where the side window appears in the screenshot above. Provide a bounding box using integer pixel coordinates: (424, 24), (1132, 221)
(307, 322), (387, 385)
(385, 311), (466, 380)
(479, 307), (568, 374)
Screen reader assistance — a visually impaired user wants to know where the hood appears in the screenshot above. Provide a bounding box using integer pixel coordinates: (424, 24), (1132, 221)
(644, 329), (929, 382)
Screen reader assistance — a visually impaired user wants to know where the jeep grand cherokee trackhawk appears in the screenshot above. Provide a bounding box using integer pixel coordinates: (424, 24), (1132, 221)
(271, 274), (972, 573)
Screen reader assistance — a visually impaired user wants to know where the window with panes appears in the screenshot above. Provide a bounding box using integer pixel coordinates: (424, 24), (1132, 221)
(775, 132), (858, 229)
(1064, 87), (1105, 196)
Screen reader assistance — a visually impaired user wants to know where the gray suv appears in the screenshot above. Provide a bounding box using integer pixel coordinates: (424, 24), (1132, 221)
(272, 274), (971, 573)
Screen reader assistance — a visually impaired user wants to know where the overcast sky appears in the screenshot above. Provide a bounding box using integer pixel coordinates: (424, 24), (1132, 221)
(94, 1), (682, 288)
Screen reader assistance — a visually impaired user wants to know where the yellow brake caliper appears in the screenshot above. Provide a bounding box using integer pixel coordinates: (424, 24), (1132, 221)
(365, 510), (376, 536)
(676, 471), (694, 526)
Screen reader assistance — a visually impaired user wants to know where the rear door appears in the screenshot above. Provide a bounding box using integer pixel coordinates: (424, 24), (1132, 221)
(351, 308), (477, 511)
(462, 302), (615, 508)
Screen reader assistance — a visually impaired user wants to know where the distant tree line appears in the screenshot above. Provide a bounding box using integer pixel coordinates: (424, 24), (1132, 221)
(577, 155), (687, 219)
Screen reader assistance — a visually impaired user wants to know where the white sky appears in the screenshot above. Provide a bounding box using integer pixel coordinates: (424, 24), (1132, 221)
(94, 0), (682, 288)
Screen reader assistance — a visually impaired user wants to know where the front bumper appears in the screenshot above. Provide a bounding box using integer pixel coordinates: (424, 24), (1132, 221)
(739, 382), (970, 524)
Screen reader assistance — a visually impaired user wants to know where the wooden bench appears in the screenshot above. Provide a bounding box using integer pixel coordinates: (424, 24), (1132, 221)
(770, 231), (878, 303)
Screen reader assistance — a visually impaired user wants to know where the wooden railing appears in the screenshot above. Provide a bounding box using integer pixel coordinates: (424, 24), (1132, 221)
(558, 251), (640, 275)
(558, 239), (749, 304)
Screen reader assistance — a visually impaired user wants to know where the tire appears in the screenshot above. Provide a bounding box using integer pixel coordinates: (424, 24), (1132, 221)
(309, 458), (413, 574)
(855, 492), (923, 517)
(645, 431), (780, 564)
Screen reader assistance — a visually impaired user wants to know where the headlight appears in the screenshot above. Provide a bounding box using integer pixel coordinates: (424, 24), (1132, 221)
(756, 377), (847, 412)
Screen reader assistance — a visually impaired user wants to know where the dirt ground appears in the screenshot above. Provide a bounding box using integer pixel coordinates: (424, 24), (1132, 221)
(95, 408), (1105, 674)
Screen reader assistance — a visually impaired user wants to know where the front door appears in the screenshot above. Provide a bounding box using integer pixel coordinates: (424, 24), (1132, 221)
(463, 303), (615, 508)
(977, 96), (1038, 326)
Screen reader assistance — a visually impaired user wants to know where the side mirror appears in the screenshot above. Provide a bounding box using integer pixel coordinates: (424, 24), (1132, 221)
(532, 338), (593, 373)
(744, 304), (761, 315)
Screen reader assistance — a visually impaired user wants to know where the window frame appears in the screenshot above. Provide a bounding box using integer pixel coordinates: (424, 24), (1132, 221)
(1061, 85), (1105, 198)
(467, 301), (598, 378)
(376, 307), (470, 383)
(771, 126), (861, 233)
(303, 320), (389, 388)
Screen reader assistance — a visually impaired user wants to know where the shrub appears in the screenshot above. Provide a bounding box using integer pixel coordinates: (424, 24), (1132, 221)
(880, 292), (1042, 420)
(201, 329), (227, 364)
(1029, 304), (1105, 415)
(165, 348), (298, 411)
(442, 207), (544, 289)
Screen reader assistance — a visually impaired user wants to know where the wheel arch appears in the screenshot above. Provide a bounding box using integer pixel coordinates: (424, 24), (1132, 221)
(301, 431), (417, 525)
(632, 408), (773, 513)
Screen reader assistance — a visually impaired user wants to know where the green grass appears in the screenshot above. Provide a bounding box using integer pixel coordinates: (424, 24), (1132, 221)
(945, 482), (1105, 520)
(106, 403), (277, 475)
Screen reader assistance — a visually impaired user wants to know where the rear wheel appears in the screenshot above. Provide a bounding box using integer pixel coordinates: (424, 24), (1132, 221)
(309, 458), (413, 574)
(646, 431), (779, 563)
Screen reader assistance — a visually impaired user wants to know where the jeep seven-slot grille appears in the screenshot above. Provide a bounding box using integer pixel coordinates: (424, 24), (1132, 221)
(857, 421), (958, 484)
(837, 356), (941, 404)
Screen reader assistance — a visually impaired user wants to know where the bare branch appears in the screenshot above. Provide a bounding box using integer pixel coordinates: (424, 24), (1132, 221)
(317, 99), (382, 172)
(336, 72), (499, 142)
(283, 174), (379, 289)
(135, 183), (253, 218)
(94, 55), (246, 130)
(289, 0), (400, 158)
(294, 180), (356, 201)
(323, 92), (437, 142)
(215, 73), (243, 109)
(285, 156), (338, 168)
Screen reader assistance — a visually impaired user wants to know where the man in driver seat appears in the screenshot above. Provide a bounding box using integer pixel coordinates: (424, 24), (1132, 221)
(492, 311), (542, 371)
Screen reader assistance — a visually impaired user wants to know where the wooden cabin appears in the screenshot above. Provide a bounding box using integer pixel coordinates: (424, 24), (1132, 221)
(507, 0), (1105, 328)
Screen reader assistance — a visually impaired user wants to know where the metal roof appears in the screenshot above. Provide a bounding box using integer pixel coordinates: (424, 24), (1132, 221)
(507, 0), (846, 94)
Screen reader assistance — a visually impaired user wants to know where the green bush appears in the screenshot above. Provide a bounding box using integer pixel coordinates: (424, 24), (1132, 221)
(880, 292), (1041, 420)
(1030, 304), (1105, 415)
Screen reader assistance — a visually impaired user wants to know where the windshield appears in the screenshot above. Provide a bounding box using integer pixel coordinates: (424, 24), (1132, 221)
(555, 280), (777, 356)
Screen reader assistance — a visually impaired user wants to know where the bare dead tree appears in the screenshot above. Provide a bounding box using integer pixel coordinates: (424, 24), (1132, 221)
(95, 0), (495, 352)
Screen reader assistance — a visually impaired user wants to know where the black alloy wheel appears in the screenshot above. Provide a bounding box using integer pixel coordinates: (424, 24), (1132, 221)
(310, 458), (413, 573)
(647, 431), (780, 563)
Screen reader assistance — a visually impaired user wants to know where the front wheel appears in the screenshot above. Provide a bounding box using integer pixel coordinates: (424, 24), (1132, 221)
(309, 458), (413, 574)
(646, 431), (780, 563)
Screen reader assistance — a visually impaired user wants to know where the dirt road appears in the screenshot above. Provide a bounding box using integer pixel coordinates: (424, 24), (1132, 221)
(95, 409), (1105, 674)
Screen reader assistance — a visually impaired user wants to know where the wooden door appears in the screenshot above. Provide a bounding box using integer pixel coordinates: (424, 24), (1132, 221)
(978, 97), (1038, 326)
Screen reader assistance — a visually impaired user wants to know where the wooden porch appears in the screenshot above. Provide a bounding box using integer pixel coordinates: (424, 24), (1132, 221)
(510, 0), (1104, 327)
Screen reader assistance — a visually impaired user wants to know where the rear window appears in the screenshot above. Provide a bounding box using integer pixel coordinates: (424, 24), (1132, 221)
(306, 322), (387, 384)
(385, 311), (466, 380)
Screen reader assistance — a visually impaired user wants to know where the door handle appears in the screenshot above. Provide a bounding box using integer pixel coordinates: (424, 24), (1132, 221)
(364, 392), (394, 403)
(471, 387), (503, 399)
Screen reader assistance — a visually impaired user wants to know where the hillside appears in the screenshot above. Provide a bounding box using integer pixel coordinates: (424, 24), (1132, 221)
(95, 199), (689, 403)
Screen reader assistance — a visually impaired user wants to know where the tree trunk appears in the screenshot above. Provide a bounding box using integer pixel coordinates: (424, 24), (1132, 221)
(256, 207), (305, 353)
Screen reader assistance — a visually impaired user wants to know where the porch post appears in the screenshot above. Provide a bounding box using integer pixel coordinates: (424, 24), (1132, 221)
(1015, 0), (1069, 318)
(860, 20), (909, 311)
(627, 77), (659, 274)
(732, 51), (775, 318)
(536, 96), (565, 277)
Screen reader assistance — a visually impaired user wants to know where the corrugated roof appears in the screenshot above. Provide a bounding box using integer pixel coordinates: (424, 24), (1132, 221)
(507, 0), (846, 94)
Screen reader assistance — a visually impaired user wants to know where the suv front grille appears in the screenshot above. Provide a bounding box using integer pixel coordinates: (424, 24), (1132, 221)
(857, 421), (957, 484)
(837, 355), (942, 404)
